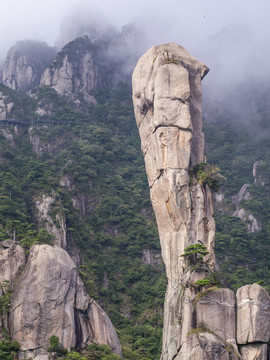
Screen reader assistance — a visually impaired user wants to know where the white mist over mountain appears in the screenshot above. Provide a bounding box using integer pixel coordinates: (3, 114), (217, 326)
(1, 0), (270, 121)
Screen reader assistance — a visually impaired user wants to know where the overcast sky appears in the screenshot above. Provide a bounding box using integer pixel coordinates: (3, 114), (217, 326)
(1, 0), (269, 52)
(1, 0), (270, 96)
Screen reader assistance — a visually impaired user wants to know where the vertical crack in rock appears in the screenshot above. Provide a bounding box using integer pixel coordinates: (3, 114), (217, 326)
(132, 43), (242, 360)
(133, 43), (270, 360)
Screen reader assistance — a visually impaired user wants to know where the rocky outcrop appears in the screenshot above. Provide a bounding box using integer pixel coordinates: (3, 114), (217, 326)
(10, 244), (122, 359)
(0, 241), (25, 334)
(239, 344), (268, 360)
(142, 249), (162, 265)
(40, 36), (113, 104)
(133, 43), (270, 360)
(2, 40), (56, 91)
(232, 177), (261, 233)
(236, 284), (270, 359)
(132, 43), (233, 359)
(0, 241), (26, 286)
(233, 208), (261, 233)
(0, 91), (14, 120)
(0, 207), (122, 359)
(253, 160), (264, 185)
(28, 127), (51, 155)
(35, 194), (67, 249)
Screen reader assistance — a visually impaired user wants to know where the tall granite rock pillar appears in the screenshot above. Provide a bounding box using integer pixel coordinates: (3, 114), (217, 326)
(132, 43), (240, 360)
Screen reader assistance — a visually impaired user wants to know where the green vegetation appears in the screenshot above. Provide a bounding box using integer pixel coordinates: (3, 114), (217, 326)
(0, 82), (164, 359)
(0, 329), (20, 360)
(0, 339), (20, 360)
(180, 244), (209, 264)
(190, 163), (225, 191)
(0, 281), (12, 315)
(0, 73), (269, 359)
(204, 119), (270, 293)
(47, 341), (122, 360)
(81, 343), (121, 360)
(48, 335), (68, 356)
(194, 272), (221, 289)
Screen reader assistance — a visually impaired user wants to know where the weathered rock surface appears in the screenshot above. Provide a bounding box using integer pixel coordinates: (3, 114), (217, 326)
(233, 208), (261, 233)
(196, 288), (236, 343)
(40, 36), (113, 104)
(133, 43), (229, 360)
(2, 40), (56, 91)
(142, 248), (162, 265)
(232, 165), (267, 233)
(10, 244), (122, 359)
(0, 91), (14, 120)
(232, 183), (261, 233)
(233, 184), (251, 208)
(35, 193), (67, 249)
(0, 241), (26, 286)
(253, 160), (265, 186)
(239, 343), (268, 360)
(236, 283), (270, 344)
(178, 332), (240, 360)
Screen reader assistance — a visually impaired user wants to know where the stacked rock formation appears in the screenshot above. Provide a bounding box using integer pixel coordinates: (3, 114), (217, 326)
(132, 43), (270, 360)
(237, 284), (270, 359)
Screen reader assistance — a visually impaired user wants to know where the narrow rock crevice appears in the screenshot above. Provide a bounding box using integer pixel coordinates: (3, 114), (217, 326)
(153, 124), (192, 134)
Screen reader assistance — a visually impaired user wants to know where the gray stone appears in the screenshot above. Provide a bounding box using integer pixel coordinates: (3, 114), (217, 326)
(40, 37), (112, 103)
(253, 160), (264, 185)
(35, 193), (67, 249)
(236, 283), (270, 344)
(142, 249), (162, 265)
(2, 40), (56, 91)
(234, 184), (251, 207)
(133, 43), (221, 360)
(0, 91), (14, 120)
(233, 208), (261, 233)
(240, 344), (269, 360)
(0, 241), (26, 286)
(10, 244), (122, 357)
(196, 288), (236, 342)
(177, 332), (240, 360)
(240, 343), (268, 360)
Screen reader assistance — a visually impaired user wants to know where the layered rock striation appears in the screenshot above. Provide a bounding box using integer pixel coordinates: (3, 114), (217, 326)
(132, 43), (270, 360)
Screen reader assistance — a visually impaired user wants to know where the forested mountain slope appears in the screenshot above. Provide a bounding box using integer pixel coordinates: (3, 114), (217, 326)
(0, 37), (269, 359)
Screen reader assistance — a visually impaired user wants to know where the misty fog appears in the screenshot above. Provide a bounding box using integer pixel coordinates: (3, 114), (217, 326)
(1, 0), (270, 125)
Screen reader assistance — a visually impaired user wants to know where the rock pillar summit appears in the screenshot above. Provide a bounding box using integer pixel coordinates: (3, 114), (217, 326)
(132, 43), (270, 360)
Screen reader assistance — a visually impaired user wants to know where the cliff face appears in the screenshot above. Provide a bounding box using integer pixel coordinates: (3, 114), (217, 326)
(132, 43), (270, 360)
(9, 244), (121, 359)
(2, 41), (56, 91)
(0, 91), (14, 120)
(40, 37), (113, 104)
(0, 240), (122, 360)
(0, 59), (123, 358)
(0, 188), (122, 359)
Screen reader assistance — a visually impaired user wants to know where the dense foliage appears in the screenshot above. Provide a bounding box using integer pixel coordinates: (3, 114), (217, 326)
(0, 76), (269, 359)
(204, 120), (270, 292)
(0, 83), (165, 359)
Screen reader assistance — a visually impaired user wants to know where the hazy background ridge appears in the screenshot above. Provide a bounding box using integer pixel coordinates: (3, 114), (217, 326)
(1, 0), (270, 123)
